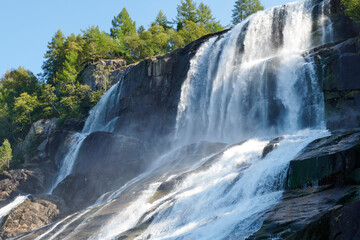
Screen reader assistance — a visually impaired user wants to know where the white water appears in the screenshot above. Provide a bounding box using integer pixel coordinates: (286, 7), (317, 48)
(48, 133), (86, 193)
(48, 80), (124, 193)
(175, 0), (328, 145)
(92, 1), (333, 239)
(12, 0), (337, 239)
(0, 195), (28, 223)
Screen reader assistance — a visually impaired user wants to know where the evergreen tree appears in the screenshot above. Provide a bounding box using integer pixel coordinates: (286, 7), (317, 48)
(342, 0), (360, 23)
(39, 84), (59, 117)
(110, 8), (136, 38)
(42, 30), (66, 84)
(197, 2), (225, 32)
(13, 92), (39, 137)
(0, 139), (12, 171)
(232, 0), (264, 25)
(154, 10), (172, 30)
(176, 0), (198, 31)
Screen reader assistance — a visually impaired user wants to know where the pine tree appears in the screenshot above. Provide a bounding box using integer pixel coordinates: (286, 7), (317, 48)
(110, 8), (136, 38)
(154, 10), (172, 30)
(197, 2), (225, 32)
(42, 30), (66, 84)
(232, 0), (264, 25)
(176, 0), (198, 31)
(0, 139), (12, 171)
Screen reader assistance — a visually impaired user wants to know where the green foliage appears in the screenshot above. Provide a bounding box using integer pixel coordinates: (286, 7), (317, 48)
(13, 93), (39, 136)
(42, 30), (66, 84)
(154, 10), (172, 30)
(197, 3), (225, 32)
(342, 0), (360, 23)
(232, 0), (264, 25)
(110, 8), (137, 38)
(176, 0), (198, 31)
(0, 139), (12, 171)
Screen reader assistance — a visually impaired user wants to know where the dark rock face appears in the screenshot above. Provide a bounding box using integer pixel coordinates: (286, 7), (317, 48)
(103, 30), (229, 143)
(286, 129), (360, 189)
(53, 132), (149, 210)
(247, 186), (360, 239)
(287, 198), (360, 240)
(313, 37), (360, 130)
(262, 137), (284, 158)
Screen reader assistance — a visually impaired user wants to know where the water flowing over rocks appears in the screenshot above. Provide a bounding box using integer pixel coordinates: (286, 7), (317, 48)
(2, 0), (360, 238)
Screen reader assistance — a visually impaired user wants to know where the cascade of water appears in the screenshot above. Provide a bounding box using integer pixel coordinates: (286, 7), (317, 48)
(21, 0), (336, 239)
(48, 133), (86, 194)
(320, 0), (334, 44)
(175, 0), (324, 145)
(94, 130), (328, 240)
(0, 195), (28, 223)
(48, 69), (128, 192)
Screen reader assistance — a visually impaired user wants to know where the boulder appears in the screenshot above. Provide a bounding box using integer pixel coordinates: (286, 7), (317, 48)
(53, 132), (149, 210)
(0, 195), (63, 239)
(15, 118), (57, 163)
(286, 129), (360, 190)
(0, 169), (46, 204)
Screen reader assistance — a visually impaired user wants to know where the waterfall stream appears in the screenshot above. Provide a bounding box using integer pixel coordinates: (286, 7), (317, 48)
(11, 0), (338, 239)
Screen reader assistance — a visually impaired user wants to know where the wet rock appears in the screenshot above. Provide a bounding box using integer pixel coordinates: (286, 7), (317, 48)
(53, 132), (149, 211)
(313, 36), (360, 130)
(247, 186), (360, 239)
(262, 137), (284, 158)
(287, 199), (360, 240)
(286, 129), (360, 189)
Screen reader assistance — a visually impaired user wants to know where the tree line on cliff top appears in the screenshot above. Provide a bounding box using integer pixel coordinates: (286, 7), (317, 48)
(1, 0), (358, 170)
(0, 0), (264, 169)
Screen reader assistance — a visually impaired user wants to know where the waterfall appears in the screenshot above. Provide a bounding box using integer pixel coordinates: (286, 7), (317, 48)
(14, 0), (337, 239)
(175, 0), (327, 145)
(89, 1), (332, 239)
(48, 71), (128, 193)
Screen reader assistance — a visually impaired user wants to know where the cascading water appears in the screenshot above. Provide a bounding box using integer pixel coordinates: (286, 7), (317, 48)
(11, 0), (337, 239)
(175, 0), (325, 144)
(48, 71), (127, 193)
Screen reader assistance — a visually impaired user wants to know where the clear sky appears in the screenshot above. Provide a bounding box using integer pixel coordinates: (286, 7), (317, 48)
(0, 0), (293, 77)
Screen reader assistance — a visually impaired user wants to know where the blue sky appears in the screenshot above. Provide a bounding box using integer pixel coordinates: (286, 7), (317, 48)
(0, 0), (293, 77)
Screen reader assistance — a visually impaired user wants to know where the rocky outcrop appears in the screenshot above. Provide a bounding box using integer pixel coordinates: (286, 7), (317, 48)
(313, 37), (360, 130)
(0, 169), (47, 205)
(80, 59), (127, 91)
(287, 198), (360, 240)
(286, 129), (360, 189)
(53, 132), (150, 210)
(15, 118), (57, 163)
(0, 195), (63, 239)
(92, 30), (230, 143)
(247, 186), (360, 239)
